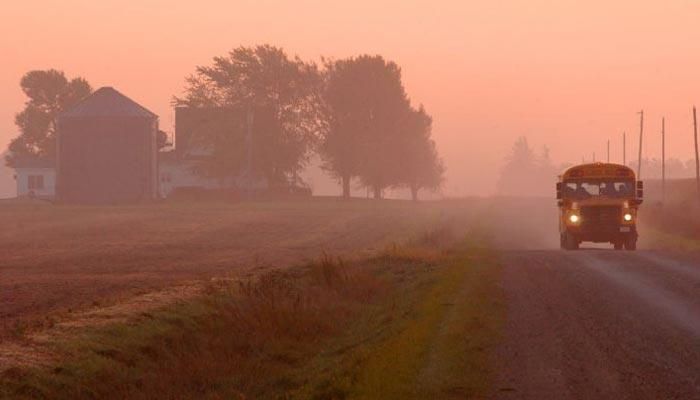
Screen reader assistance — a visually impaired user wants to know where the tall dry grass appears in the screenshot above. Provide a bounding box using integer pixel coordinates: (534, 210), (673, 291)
(1, 249), (416, 400)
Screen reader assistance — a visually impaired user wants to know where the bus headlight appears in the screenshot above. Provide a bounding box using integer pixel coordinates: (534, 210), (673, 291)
(623, 213), (633, 222)
(569, 214), (580, 223)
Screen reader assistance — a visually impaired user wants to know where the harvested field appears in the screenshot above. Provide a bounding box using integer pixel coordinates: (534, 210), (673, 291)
(0, 227), (503, 400)
(1, 198), (483, 342)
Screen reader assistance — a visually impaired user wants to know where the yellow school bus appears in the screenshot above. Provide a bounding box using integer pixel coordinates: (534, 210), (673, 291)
(556, 163), (643, 250)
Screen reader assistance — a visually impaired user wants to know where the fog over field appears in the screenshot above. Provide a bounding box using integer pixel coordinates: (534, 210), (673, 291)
(4, 2), (700, 399)
(3, 2), (700, 195)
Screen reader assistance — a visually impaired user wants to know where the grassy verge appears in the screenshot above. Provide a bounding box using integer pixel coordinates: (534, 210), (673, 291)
(641, 197), (700, 245)
(0, 231), (502, 400)
(642, 226), (700, 251)
(319, 242), (502, 400)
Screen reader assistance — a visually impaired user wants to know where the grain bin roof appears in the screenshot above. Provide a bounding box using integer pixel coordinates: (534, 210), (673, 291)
(59, 87), (157, 119)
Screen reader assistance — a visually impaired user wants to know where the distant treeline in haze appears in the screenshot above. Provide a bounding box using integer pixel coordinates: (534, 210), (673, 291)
(496, 135), (700, 198)
(4, 45), (444, 200)
(624, 158), (700, 180)
(496, 137), (563, 197)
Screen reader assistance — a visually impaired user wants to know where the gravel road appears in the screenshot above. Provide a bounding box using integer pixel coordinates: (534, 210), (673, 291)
(493, 249), (700, 400)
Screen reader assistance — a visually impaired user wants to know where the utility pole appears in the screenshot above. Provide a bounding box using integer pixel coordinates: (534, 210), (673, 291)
(694, 106), (700, 201)
(245, 107), (254, 195)
(662, 117), (666, 204)
(623, 132), (626, 166)
(607, 140), (610, 163)
(638, 110), (644, 179)
(593, 152), (596, 163)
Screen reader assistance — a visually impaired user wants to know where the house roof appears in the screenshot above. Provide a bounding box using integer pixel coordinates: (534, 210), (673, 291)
(11, 156), (55, 169)
(59, 87), (157, 119)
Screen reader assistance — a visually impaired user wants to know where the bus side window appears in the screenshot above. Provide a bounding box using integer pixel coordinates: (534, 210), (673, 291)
(565, 183), (576, 196)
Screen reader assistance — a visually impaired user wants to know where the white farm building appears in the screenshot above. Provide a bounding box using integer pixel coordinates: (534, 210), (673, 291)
(12, 157), (56, 199)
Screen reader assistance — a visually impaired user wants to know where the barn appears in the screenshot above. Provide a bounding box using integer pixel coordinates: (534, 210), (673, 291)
(56, 87), (159, 204)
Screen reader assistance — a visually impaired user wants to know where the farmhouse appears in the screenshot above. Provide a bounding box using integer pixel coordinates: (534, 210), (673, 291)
(12, 156), (55, 199)
(158, 106), (269, 198)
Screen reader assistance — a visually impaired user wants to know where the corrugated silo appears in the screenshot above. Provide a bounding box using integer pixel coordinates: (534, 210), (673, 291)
(56, 87), (158, 204)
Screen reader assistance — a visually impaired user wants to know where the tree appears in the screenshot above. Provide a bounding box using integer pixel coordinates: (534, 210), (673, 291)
(174, 44), (325, 185)
(321, 55), (410, 198)
(537, 145), (558, 187)
(497, 137), (551, 196)
(5, 70), (91, 166)
(157, 130), (170, 150)
(394, 106), (444, 200)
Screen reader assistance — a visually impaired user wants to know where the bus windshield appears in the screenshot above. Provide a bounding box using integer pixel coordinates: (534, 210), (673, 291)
(563, 180), (634, 199)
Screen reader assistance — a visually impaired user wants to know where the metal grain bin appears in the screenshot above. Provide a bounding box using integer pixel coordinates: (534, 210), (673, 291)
(56, 87), (158, 204)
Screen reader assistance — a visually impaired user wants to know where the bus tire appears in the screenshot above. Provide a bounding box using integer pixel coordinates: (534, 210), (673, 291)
(624, 237), (637, 251)
(613, 241), (624, 250)
(563, 232), (579, 250)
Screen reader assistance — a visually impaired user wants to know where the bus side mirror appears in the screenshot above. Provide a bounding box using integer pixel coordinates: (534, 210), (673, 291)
(556, 182), (562, 199)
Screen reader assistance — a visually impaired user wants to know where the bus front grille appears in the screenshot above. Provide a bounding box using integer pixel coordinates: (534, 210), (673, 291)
(580, 206), (620, 230)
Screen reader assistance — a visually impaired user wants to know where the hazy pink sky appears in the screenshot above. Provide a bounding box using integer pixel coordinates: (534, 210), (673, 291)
(2, 0), (700, 194)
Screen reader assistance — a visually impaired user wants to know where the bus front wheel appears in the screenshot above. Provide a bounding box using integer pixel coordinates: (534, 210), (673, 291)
(562, 232), (579, 250)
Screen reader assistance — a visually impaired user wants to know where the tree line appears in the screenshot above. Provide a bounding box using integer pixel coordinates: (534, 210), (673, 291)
(495, 135), (700, 198)
(625, 158), (699, 180)
(5, 45), (445, 201)
(173, 45), (444, 200)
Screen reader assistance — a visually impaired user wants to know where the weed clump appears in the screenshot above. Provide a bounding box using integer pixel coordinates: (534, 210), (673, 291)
(225, 255), (383, 343)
